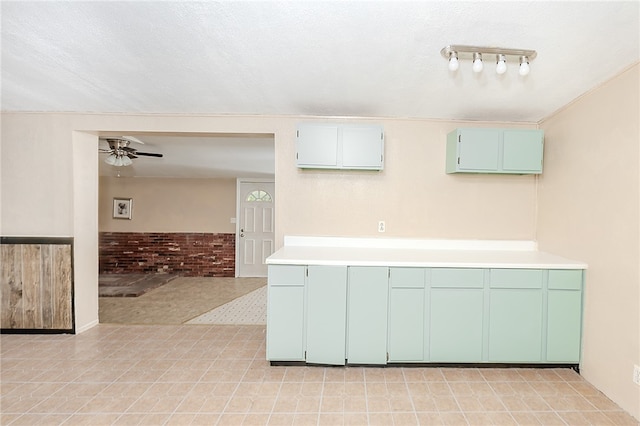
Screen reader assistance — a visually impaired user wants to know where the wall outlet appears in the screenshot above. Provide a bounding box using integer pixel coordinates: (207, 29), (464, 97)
(378, 221), (385, 233)
(633, 365), (640, 385)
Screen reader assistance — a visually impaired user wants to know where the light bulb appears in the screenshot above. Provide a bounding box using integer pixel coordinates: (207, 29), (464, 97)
(122, 155), (132, 166)
(496, 54), (507, 74)
(448, 52), (459, 71)
(105, 154), (117, 165)
(519, 56), (530, 76)
(114, 156), (124, 167)
(472, 52), (483, 73)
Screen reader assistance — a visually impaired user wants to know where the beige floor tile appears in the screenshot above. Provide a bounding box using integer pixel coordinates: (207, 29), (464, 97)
(292, 413), (318, 425)
(217, 413), (246, 425)
(3, 284), (638, 426)
(604, 411), (640, 425)
(269, 413), (296, 425)
(367, 412), (393, 426)
(343, 412), (368, 425)
(243, 413), (272, 425)
(509, 411), (544, 425)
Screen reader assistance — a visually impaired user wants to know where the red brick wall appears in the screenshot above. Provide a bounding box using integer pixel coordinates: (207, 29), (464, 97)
(99, 232), (235, 277)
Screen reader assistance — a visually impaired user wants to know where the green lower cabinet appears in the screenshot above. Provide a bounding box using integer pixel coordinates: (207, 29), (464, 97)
(429, 268), (485, 362)
(430, 288), (484, 361)
(546, 270), (583, 362)
(388, 268), (426, 362)
(305, 266), (348, 365)
(347, 267), (388, 364)
(489, 288), (543, 362)
(266, 265), (306, 361)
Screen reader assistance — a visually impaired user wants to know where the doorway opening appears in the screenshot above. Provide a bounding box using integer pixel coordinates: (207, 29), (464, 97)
(96, 132), (274, 325)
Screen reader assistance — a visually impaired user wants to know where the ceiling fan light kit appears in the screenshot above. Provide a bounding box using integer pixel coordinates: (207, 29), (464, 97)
(99, 136), (163, 167)
(441, 45), (536, 76)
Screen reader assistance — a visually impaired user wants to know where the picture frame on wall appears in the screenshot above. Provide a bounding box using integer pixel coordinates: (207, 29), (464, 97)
(113, 198), (132, 220)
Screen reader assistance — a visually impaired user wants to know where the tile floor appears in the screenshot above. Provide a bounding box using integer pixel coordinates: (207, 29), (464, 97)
(2, 324), (638, 426)
(187, 287), (267, 325)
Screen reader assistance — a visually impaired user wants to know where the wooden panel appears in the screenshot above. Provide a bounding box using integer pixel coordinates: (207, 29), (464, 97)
(52, 245), (73, 330)
(22, 245), (43, 328)
(1, 240), (73, 332)
(41, 245), (53, 329)
(1, 245), (22, 328)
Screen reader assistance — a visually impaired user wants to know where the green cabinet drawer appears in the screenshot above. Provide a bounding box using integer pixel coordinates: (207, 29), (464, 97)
(268, 265), (305, 286)
(548, 270), (583, 290)
(431, 268), (484, 288)
(490, 269), (543, 289)
(390, 267), (425, 288)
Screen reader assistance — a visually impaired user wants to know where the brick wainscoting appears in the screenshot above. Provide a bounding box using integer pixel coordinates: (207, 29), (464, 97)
(99, 232), (235, 277)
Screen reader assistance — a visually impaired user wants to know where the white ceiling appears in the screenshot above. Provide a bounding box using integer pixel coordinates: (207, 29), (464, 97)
(2, 1), (639, 177)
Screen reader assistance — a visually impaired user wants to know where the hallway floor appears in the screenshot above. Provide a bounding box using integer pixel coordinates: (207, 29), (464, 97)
(2, 324), (638, 426)
(99, 277), (266, 325)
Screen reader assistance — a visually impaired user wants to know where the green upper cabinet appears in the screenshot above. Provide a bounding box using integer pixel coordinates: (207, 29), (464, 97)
(446, 128), (544, 174)
(296, 123), (384, 170)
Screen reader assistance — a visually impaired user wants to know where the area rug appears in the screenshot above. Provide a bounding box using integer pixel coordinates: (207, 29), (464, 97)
(186, 285), (266, 325)
(98, 274), (180, 297)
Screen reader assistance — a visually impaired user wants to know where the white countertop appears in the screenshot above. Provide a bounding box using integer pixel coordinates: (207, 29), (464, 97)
(266, 237), (587, 269)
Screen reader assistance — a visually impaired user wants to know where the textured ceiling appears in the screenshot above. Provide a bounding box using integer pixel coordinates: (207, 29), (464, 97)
(2, 1), (639, 177)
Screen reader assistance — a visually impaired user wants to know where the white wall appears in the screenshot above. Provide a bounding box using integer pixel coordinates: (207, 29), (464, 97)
(537, 63), (640, 419)
(99, 177), (236, 233)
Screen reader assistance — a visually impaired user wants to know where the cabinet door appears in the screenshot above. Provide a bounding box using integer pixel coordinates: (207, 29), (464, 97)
(347, 267), (388, 364)
(306, 265), (347, 365)
(429, 268), (484, 362)
(489, 269), (543, 362)
(266, 265), (306, 361)
(342, 125), (384, 169)
(546, 270), (583, 362)
(502, 130), (544, 173)
(547, 291), (582, 362)
(458, 128), (501, 171)
(296, 124), (339, 167)
(388, 268), (425, 362)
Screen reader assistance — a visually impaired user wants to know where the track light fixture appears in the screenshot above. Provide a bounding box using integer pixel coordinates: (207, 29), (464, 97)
(441, 45), (537, 76)
(472, 52), (483, 73)
(519, 55), (530, 76)
(448, 51), (459, 71)
(496, 54), (507, 74)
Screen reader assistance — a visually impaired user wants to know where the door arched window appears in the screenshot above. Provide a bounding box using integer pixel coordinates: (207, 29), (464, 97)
(246, 190), (272, 202)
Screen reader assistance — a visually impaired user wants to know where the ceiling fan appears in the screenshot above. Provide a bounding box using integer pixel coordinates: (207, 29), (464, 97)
(98, 135), (163, 166)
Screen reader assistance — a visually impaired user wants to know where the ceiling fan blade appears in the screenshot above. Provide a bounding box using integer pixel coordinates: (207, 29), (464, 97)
(135, 152), (163, 158)
(127, 153), (138, 159)
(98, 149), (113, 153)
(121, 146), (137, 152)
